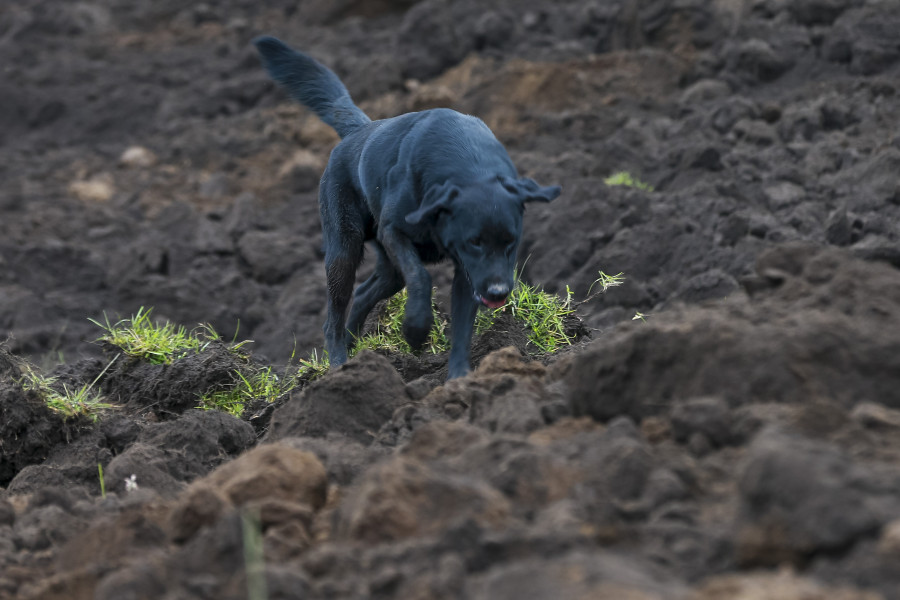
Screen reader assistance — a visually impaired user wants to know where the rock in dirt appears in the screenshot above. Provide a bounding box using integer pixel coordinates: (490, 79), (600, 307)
(67, 174), (115, 203)
(118, 145), (158, 168)
(265, 351), (408, 445)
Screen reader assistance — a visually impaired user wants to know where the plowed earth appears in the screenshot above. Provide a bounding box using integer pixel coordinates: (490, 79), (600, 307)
(2, 1), (900, 599)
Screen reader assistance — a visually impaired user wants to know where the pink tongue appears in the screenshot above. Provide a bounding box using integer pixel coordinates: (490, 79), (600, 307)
(482, 297), (506, 309)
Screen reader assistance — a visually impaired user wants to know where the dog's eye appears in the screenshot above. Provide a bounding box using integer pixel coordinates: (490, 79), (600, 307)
(469, 237), (483, 249)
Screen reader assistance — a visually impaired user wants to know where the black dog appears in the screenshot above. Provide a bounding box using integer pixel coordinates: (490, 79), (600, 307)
(254, 37), (560, 378)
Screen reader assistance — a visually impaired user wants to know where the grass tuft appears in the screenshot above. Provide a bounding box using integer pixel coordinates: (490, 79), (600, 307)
(19, 356), (118, 422)
(89, 307), (254, 364)
(604, 171), (654, 192)
(91, 307), (288, 417)
(475, 279), (575, 353)
(90, 307), (214, 364)
(198, 366), (298, 417)
(352, 289), (450, 355)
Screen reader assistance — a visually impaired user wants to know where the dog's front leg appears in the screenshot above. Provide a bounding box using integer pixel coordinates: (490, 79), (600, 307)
(447, 267), (479, 379)
(346, 243), (403, 341)
(380, 227), (433, 351)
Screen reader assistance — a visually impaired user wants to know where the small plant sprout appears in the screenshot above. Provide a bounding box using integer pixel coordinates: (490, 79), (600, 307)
(604, 171), (654, 191)
(242, 508), (268, 600)
(20, 354), (119, 422)
(125, 474), (139, 493)
(298, 348), (330, 381)
(98, 463), (106, 498)
(588, 271), (625, 295)
(633, 312), (647, 322)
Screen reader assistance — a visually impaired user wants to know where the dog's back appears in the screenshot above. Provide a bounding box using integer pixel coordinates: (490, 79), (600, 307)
(255, 37), (514, 187)
(355, 109), (517, 197)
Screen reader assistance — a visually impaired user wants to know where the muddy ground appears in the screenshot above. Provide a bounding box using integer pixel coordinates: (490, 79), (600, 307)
(2, 0), (900, 598)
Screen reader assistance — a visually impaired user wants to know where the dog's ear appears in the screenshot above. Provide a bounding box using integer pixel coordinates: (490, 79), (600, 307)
(406, 181), (459, 225)
(498, 176), (561, 204)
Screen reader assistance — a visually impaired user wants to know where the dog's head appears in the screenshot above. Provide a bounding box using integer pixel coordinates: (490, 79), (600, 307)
(406, 175), (560, 308)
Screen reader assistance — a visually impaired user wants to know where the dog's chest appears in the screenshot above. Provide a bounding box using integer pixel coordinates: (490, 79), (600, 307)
(413, 239), (446, 264)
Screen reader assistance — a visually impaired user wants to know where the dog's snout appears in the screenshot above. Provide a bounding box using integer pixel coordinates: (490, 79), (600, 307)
(486, 282), (510, 300)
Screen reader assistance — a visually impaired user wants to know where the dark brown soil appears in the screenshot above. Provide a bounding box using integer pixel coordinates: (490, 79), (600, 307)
(3, 0), (900, 598)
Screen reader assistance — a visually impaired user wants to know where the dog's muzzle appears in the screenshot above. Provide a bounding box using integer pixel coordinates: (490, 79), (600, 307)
(476, 283), (509, 309)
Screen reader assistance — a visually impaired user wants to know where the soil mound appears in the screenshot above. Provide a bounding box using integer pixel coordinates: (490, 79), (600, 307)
(565, 244), (900, 421)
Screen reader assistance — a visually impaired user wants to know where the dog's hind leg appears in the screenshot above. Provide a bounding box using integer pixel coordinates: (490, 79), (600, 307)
(447, 267), (479, 378)
(346, 243), (403, 342)
(323, 243), (362, 367)
(320, 177), (366, 368)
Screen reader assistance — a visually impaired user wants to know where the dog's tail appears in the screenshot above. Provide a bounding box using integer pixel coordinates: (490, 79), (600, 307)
(253, 36), (371, 139)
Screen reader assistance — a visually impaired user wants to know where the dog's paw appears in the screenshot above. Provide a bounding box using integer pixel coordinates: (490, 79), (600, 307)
(402, 316), (431, 353)
(447, 361), (470, 380)
(402, 325), (429, 353)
